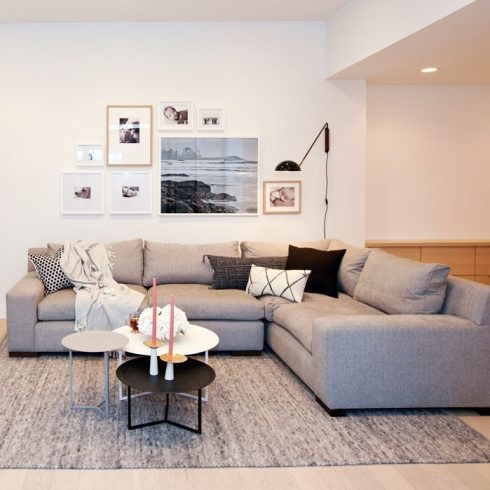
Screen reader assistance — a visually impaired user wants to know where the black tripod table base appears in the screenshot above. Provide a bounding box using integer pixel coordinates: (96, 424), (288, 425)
(127, 387), (202, 433)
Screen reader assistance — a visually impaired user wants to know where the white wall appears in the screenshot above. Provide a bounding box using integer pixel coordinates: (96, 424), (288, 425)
(0, 22), (367, 314)
(324, 0), (475, 78)
(366, 84), (490, 239)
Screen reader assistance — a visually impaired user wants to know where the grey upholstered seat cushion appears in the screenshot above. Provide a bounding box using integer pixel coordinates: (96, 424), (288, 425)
(38, 284), (147, 321)
(143, 241), (240, 287)
(258, 292), (340, 321)
(150, 284), (264, 321)
(270, 294), (385, 353)
(328, 239), (371, 296)
(240, 239), (331, 258)
(354, 250), (450, 315)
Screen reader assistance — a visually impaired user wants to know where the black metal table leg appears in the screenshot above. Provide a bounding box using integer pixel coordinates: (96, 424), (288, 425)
(128, 385), (132, 429)
(198, 388), (202, 434)
(165, 393), (169, 421)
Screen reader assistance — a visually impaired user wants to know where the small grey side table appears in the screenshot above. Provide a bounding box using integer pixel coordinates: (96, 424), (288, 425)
(62, 331), (128, 417)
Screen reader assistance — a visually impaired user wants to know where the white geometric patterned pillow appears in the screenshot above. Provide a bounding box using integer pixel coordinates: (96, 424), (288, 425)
(246, 265), (311, 303)
(28, 248), (73, 295)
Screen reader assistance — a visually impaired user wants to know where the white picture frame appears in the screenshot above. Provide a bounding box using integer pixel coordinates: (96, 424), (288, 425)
(76, 144), (103, 166)
(159, 137), (259, 216)
(109, 171), (153, 215)
(158, 101), (193, 131)
(61, 171), (104, 215)
(106, 105), (153, 166)
(197, 107), (226, 131)
(263, 181), (301, 214)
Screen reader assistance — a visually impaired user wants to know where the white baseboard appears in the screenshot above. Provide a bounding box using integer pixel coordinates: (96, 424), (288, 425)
(0, 303), (5, 319)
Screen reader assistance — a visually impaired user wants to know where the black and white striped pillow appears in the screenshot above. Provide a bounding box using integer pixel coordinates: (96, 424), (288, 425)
(28, 248), (73, 295)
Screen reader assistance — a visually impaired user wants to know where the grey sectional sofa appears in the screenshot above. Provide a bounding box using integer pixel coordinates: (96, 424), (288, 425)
(6, 237), (490, 416)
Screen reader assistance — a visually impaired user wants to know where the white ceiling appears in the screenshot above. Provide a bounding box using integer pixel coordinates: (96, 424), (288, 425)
(0, 0), (350, 22)
(331, 0), (490, 84)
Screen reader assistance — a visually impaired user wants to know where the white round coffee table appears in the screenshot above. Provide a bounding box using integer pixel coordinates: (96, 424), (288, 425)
(62, 330), (128, 417)
(114, 324), (219, 402)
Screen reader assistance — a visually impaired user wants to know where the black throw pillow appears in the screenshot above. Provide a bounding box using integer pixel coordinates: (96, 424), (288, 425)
(285, 245), (346, 298)
(206, 255), (287, 290)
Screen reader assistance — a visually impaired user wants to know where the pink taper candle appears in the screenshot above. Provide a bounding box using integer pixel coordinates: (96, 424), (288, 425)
(152, 278), (157, 345)
(169, 293), (175, 359)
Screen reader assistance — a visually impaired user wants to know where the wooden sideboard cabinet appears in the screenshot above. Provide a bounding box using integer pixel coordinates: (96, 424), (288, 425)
(365, 240), (490, 285)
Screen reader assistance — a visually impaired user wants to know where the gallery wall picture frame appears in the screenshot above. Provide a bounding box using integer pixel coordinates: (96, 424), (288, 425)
(158, 101), (193, 131)
(197, 107), (226, 131)
(160, 136), (259, 216)
(106, 105), (153, 166)
(109, 171), (153, 215)
(263, 180), (301, 215)
(61, 171), (104, 215)
(76, 144), (103, 166)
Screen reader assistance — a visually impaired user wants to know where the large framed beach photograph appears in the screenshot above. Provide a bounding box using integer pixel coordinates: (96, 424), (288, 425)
(61, 171), (104, 215)
(158, 101), (193, 131)
(109, 171), (152, 215)
(106, 105), (153, 166)
(160, 137), (258, 215)
(263, 181), (301, 214)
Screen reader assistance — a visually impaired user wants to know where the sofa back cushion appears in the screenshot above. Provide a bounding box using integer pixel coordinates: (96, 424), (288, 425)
(353, 250), (450, 314)
(328, 239), (371, 296)
(441, 276), (490, 326)
(144, 241), (240, 287)
(47, 239), (144, 285)
(28, 247), (48, 272)
(241, 239), (331, 258)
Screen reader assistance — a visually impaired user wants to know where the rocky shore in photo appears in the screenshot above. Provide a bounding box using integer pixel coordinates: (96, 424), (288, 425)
(161, 180), (238, 213)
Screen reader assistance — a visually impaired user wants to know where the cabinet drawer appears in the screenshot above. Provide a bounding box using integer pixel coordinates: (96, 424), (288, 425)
(476, 247), (490, 275)
(381, 247), (421, 261)
(474, 276), (490, 285)
(421, 247), (475, 275)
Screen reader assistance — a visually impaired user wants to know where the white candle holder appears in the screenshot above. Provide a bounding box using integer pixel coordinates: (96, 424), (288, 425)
(160, 353), (187, 381)
(144, 339), (164, 376)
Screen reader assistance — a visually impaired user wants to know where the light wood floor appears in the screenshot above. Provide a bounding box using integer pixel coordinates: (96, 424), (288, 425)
(1, 319), (489, 489)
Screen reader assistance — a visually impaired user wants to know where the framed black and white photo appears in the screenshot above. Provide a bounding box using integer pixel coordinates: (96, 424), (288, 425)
(61, 171), (104, 215)
(106, 105), (153, 166)
(160, 137), (258, 215)
(109, 171), (152, 215)
(263, 181), (301, 214)
(197, 107), (225, 131)
(76, 144), (103, 166)
(158, 101), (193, 131)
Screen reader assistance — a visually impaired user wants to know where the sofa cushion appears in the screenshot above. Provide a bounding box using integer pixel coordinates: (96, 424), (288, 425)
(206, 255), (287, 290)
(241, 239), (331, 258)
(29, 249), (73, 295)
(143, 241), (239, 287)
(150, 284), (264, 321)
(328, 239), (371, 296)
(354, 250), (450, 315)
(286, 246), (345, 298)
(271, 294), (385, 352)
(38, 284), (147, 321)
(47, 239), (144, 285)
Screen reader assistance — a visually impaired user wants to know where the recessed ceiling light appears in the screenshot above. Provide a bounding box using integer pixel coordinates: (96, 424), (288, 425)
(421, 67), (438, 73)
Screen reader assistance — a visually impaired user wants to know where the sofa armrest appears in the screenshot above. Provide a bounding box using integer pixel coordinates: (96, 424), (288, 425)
(6, 272), (45, 352)
(312, 314), (490, 410)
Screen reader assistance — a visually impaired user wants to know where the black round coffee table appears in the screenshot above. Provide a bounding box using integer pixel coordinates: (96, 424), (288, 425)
(116, 357), (215, 433)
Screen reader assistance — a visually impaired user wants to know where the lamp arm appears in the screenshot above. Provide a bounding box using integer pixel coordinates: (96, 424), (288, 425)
(298, 122), (329, 167)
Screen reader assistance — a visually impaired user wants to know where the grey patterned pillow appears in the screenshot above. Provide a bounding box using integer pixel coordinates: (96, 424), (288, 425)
(28, 248), (73, 295)
(206, 255), (287, 290)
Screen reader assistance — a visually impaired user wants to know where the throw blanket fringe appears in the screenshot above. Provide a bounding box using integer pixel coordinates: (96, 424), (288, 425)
(60, 240), (145, 332)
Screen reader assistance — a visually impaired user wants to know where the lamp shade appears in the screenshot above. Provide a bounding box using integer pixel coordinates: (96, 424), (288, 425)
(275, 160), (301, 172)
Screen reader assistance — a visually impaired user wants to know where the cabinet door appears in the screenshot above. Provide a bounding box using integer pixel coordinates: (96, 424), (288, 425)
(421, 247), (475, 275)
(382, 247), (421, 261)
(476, 247), (490, 275)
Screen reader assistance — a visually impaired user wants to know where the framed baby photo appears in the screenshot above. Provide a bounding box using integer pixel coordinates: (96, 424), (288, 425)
(263, 181), (301, 215)
(76, 144), (103, 166)
(197, 107), (225, 131)
(158, 101), (193, 131)
(109, 171), (152, 215)
(61, 171), (104, 215)
(106, 105), (153, 166)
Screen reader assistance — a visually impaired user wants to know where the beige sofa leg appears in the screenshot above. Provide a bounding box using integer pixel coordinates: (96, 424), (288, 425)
(9, 352), (38, 358)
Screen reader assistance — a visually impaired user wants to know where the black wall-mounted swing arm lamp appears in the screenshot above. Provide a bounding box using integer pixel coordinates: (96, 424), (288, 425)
(275, 122), (330, 171)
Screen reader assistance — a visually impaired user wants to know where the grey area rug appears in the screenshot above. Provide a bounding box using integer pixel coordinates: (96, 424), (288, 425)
(1, 335), (490, 469)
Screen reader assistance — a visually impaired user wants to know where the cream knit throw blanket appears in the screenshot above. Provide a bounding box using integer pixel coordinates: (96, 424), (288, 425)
(60, 240), (145, 332)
